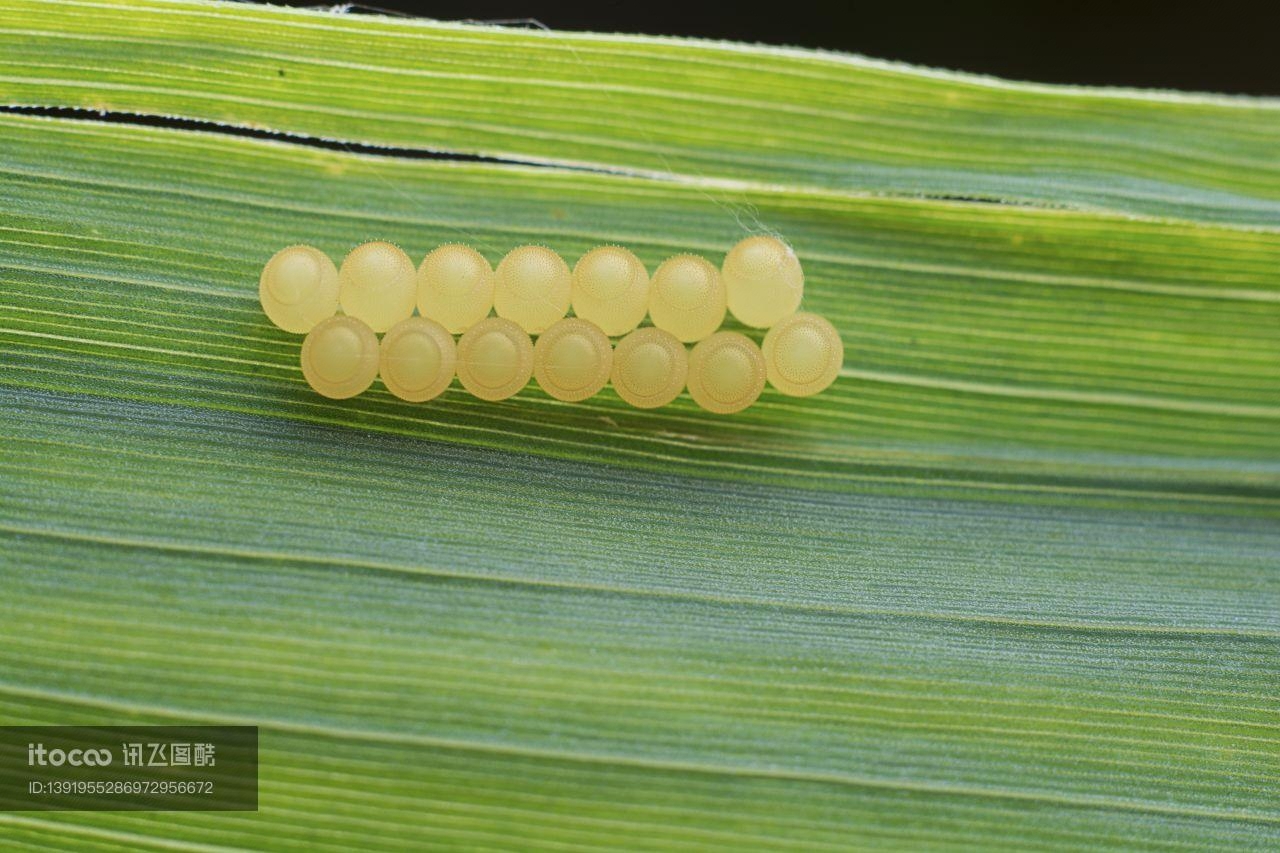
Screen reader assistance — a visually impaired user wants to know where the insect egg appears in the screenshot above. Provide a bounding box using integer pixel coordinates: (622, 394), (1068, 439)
(533, 318), (613, 402)
(455, 316), (534, 401)
(571, 246), (650, 337)
(417, 244), (495, 334)
(379, 316), (457, 403)
(258, 245), (339, 333)
(300, 315), (380, 399)
(686, 331), (766, 414)
(647, 254), (726, 343)
(338, 241), (417, 333)
(493, 245), (571, 334)
(722, 235), (804, 328)
(762, 312), (843, 397)
(610, 327), (688, 409)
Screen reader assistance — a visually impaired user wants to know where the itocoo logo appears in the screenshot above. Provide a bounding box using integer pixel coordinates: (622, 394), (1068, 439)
(27, 743), (112, 767)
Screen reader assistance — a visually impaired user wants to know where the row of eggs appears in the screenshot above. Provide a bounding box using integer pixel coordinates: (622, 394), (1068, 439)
(300, 312), (840, 413)
(260, 238), (843, 412)
(260, 237), (811, 339)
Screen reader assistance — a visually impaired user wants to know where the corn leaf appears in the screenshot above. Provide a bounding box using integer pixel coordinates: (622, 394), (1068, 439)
(0, 0), (1277, 849)
(4, 0), (1280, 225)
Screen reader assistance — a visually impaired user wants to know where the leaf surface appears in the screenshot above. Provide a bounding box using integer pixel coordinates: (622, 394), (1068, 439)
(0, 1), (1277, 849)
(3, 0), (1280, 224)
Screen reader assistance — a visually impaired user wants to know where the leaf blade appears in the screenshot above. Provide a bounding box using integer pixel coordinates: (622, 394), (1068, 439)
(0, 3), (1278, 850)
(3, 0), (1280, 224)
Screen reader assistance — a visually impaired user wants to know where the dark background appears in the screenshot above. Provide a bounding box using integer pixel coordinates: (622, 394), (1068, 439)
(273, 0), (1280, 95)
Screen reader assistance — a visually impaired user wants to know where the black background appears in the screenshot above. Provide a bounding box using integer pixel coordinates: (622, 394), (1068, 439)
(268, 0), (1280, 95)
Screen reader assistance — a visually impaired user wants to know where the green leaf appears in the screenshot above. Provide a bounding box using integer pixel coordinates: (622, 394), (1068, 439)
(5, 0), (1280, 225)
(1, 0), (1277, 849)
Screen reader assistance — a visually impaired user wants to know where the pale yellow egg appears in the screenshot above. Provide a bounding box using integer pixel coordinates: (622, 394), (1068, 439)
(493, 245), (571, 334)
(761, 312), (843, 397)
(610, 327), (688, 409)
(417, 244), (494, 334)
(571, 246), (650, 337)
(647, 254), (726, 343)
(722, 235), (804, 328)
(258, 245), (339, 333)
(533, 318), (613, 402)
(456, 317), (534, 401)
(300, 315), (380, 399)
(379, 316), (457, 403)
(338, 241), (417, 333)
(686, 331), (766, 414)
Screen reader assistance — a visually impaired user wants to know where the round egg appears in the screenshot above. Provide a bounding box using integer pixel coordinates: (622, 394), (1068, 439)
(379, 316), (457, 402)
(533, 318), (613, 402)
(259, 245), (339, 333)
(762, 312), (843, 397)
(648, 254), (726, 343)
(610, 327), (688, 409)
(417, 244), (494, 334)
(493, 245), (571, 334)
(571, 246), (650, 337)
(300, 315), (380, 399)
(722, 235), (804, 329)
(456, 316), (534, 401)
(338, 241), (417, 333)
(686, 331), (766, 414)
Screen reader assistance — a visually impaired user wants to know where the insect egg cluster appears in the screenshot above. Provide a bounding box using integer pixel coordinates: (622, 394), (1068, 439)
(258, 237), (843, 414)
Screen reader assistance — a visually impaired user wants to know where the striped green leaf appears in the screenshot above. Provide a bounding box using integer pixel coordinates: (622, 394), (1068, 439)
(4, 0), (1280, 225)
(0, 0), (1277, 849)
